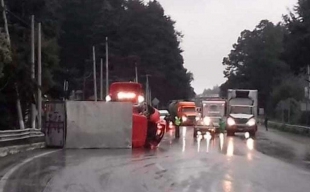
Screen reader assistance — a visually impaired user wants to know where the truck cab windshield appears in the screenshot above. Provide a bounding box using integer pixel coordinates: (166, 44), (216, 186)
(181, 107), (196, 112)
(230, 106), (253, 114)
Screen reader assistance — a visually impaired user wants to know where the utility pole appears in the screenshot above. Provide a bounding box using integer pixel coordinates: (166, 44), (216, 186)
(135, 63), (138, 83)
(31, 15), (36, 129)
(37, 23), (42, 130)
(1, 0), (24, 129)
(93, 46), (97, 102)
(149, 89), (152, 106)
(306, 65), (310, 125)
(145, 74), (151, 105)
(100, 58), (103, 100)
(100, 58), (103, 101)
(63, 80), (68, 100)
(105, 37), (109, 97)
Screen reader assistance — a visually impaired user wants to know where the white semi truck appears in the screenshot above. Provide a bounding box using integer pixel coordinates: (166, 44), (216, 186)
(226, 89), (258, 136)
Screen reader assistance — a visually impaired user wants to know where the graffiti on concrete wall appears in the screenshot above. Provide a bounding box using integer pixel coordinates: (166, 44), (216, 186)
(44, 102), (66, 147)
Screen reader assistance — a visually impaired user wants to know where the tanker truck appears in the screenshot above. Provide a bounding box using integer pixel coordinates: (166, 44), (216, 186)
(226, 89), (258, 137)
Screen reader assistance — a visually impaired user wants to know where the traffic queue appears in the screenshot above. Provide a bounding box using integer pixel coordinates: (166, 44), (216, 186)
(103, 81), (259, 148)
(163, 89), (259, 139)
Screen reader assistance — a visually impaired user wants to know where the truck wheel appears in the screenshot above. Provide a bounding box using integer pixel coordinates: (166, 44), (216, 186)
(211, 132), (215, 139)
(193, 129), (197, 138)
(227, 131), (234, 136)
(250, 131), (256, 137)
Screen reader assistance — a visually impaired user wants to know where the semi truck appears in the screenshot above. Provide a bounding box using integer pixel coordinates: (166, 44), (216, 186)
(168, 101), (198, 126)
(193, 97), (226, 138)
(226, 89), (258, 137)
(105, 82), (166, 148)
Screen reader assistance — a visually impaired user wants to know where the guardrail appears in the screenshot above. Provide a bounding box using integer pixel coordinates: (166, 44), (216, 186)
(267, 120), (310, 135)
(0, 129), (44, 142)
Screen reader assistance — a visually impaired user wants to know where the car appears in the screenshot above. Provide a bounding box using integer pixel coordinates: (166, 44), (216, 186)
(159, 110), (174, 130)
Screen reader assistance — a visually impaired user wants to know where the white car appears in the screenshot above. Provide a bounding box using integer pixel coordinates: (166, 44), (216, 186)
(158, 110), (174, 129)
(159, 110), (169, 120)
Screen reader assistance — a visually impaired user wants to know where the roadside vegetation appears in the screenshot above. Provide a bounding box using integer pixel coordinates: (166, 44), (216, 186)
(221, 0), (310, 126)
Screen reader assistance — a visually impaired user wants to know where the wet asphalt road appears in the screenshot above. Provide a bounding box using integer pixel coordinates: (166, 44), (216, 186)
(2, 126), (310, 192)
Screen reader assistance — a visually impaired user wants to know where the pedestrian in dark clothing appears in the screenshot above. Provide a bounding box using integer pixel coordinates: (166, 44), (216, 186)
(264, 116), (268, 131)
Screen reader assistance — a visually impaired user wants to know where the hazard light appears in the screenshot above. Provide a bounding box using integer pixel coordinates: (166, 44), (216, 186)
(117, 92), (136, 99)
(105, 95), (111, 102)
(138, 95), (144, 103)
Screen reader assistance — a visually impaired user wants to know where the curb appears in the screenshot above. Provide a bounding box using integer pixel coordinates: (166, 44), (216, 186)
(0, 142), (45, 157)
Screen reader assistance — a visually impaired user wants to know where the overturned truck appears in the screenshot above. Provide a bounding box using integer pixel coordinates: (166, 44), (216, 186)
(43, 82), (165, 149)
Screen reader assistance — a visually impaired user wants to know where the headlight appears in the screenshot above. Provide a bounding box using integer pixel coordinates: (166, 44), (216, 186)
(105, 95), (111, 102)
(195, 116), (200, 121)
(182, 116), (187, 121)
(227, 117), (235, 126)
(246, 118), (256, 126)
(203, 117), (211, 125)
(138, 95), (144, 103)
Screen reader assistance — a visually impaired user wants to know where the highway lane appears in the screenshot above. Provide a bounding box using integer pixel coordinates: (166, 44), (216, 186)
(2, 126), (310, 192)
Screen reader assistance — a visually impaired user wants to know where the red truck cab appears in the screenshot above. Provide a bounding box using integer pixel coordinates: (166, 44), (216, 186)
(105, 82), (144, 104)
(105, 82), (164, 148)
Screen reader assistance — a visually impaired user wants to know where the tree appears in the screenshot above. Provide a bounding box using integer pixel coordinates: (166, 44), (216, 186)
(221, 20), (289, 109)
(199, 85), (220, 96)
(0, 0), (60, 128)
(0, 33), (11, 78)
(0, 0), (194, 129)
(282, 0), (310, 74)
(55, 0), (194, 104)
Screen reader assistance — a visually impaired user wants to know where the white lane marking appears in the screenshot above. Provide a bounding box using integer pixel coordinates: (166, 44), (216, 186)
(0, 150), (60, 192)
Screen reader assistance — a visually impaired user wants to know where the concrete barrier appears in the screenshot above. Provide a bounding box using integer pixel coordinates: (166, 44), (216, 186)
(44, 101), (66, 148)
(65, 101), (132, 148)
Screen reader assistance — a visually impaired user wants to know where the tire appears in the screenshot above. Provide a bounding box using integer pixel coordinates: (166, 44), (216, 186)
(211, 133), (215, 139)
(227, 130), (234, 136)
(250, 131), (256, 137)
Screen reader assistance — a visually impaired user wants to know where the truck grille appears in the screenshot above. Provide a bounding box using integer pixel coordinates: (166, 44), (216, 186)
(187, 116), (196, 121)
(234, 118), (248, 124)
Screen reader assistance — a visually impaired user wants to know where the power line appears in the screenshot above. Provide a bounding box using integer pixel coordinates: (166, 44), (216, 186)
(5, 9), (31, 27)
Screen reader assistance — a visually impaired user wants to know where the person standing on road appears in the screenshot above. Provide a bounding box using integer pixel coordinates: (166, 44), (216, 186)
(174, 116), (181, 138)
(264, 116), (269, 131)
(219, 118), (226, 134)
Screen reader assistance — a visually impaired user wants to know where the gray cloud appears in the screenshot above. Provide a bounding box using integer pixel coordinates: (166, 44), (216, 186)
(155, 0), (297, 93)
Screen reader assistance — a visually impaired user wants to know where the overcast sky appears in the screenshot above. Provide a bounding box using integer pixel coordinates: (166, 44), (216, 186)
(154, 0), (297, 94)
